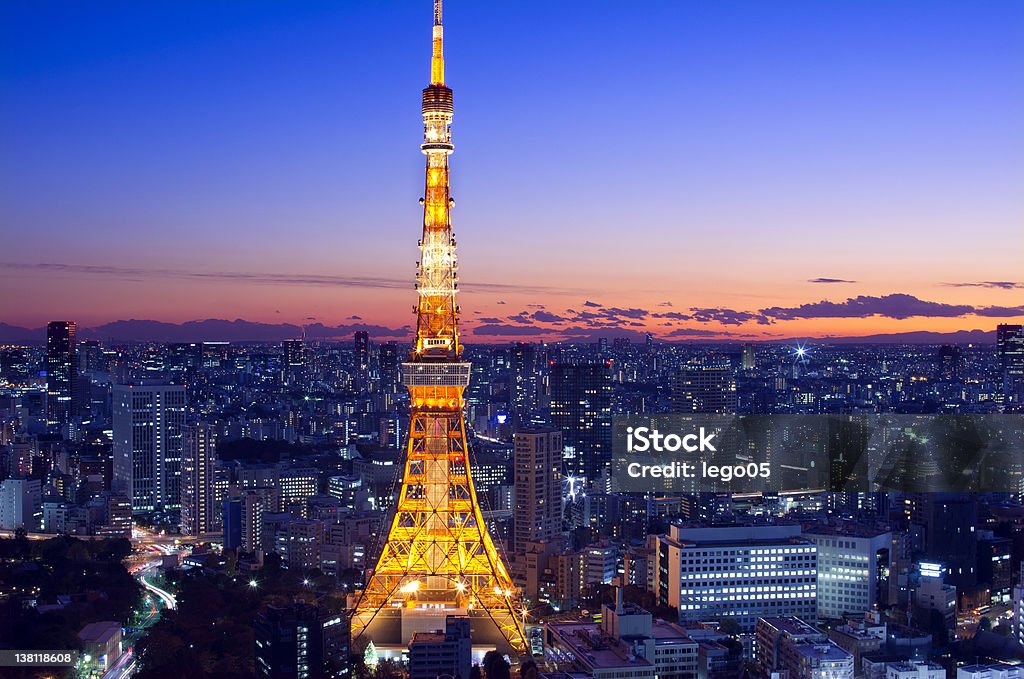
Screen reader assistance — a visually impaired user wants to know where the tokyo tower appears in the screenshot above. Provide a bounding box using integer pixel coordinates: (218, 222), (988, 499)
(349, 0), (528, 655)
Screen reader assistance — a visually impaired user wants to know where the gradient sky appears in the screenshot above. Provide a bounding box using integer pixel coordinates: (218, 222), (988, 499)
(2, 0), (1022, 340)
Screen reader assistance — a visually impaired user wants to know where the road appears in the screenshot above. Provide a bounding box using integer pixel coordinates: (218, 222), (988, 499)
(96, 530), (188, 679)
(138, 569), (177, 611)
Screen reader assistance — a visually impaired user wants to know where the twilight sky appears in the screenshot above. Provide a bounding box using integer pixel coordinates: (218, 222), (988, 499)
(2, 0), (1022, 341)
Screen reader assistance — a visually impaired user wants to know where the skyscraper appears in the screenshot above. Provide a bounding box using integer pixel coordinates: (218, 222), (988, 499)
(671, 365), (737, 414)
(46, 320), (78, 428)
(350, 0), (526, 654)
(354, 331), (370, 372)
(513, 428), (562, 552)
(181, 422), (218, 535)
(741, 343), (756, 371)
(507, 343), (538, 425)
(550, 361), (612, 484)
(282, 338), (305, 383)
(112, 383), (187, 513)
(378, 341), (401, 393)
(937, 344), (962, 381)
(998, 324), (1024, 408)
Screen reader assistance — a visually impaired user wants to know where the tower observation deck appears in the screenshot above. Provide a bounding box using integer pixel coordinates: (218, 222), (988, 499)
(349, 0), (528, 656)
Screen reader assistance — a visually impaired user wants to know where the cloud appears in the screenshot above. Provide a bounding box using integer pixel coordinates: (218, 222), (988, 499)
(689, 308), (773, 326)
(0, 262), (579, 296)
(808, 277), (857, 284)
(944, 281), (1024, 290)
(347, 315), (362, 320)
(532, 310), (567, 323)
(507, 312), (532, 324)
(653, 312), (691, 321)
(658, 301), (673, 307)
(472, 324), (552, 336)
(665, 328), (743, 338)
(974, 305), (1024, 317)
(477, 317), (503, 323)
(603, 307), (648, 320)
(760, 294), (973, 320)
(583, 300), (602, 307)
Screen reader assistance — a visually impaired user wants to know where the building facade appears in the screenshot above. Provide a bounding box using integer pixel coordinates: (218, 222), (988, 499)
(112, 383), (187, 513)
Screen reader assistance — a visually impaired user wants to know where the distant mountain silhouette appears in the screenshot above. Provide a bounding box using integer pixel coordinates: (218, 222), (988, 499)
(0, 319), (995, 345)
(0, 319), (411, 344)
(790, 329), (995, 344)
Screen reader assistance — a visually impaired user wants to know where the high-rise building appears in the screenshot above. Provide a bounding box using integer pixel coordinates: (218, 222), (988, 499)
(741, 343), (756, 371)
(513, 428), (562, 552)
(242, 487), (280, 553)
(0, 478), (42, 530)
(998, 324), (1024, 408)
(350, 1), (526, 654)
(508, 343), (538, 424)
(937, 344), (962, 381)
(923, 492), (977, 590)
(804, 525), (892, 619)
(354, 332), (370, 372)
(671, 365), (737, 414)
(378, 341), (401, 393)
(282, 339), (305, 382)
(550, 362), (612, 484)
(223, 496), (243, 550)
(46, 321), (78, 428)
(657, 525), (818, 631)
(112, 383), (187, 513)
(181, 423), (218, 535)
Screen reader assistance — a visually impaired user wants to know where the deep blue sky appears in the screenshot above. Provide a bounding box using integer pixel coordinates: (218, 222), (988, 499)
(2, 1), (1022, 338)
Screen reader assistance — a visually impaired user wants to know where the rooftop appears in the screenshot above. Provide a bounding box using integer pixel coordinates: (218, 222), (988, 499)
(78, 621), (120, 645)
(548, 622), (654, 670)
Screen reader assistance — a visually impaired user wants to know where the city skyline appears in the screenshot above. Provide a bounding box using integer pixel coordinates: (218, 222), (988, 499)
(3, 1), (1023, 340)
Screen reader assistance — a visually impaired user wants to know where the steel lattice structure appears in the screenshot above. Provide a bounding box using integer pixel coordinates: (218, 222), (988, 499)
(349, 0), (527, 655)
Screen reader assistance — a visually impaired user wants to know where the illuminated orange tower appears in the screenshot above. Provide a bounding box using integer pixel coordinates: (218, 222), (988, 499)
(350, 0), (527, 655)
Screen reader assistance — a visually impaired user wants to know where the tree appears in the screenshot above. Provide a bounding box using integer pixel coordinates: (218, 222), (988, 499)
(718, 618), (742, 637)
(483, 651), (510, 679)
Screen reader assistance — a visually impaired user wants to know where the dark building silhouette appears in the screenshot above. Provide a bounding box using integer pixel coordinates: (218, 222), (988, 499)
(937, 344), (962, 381)
(354, 332), (370, 372)
(46, 320), (78, 429)
(254, 601), (348, 679)
(550, 361), (612, 485)
(671, 365), (737, 414)
(997, 324), (1024, 409)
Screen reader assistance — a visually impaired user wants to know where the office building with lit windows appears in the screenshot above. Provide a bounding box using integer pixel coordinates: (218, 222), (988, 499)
(657, 524), (817, 631)
(513, 428), (562, 552)
(181, 422), (218, 535)
(550, 361), (612, 485)
(46, 320), (78, 428)
(112, 383), (187, 513)
(804, 525), (892, 620)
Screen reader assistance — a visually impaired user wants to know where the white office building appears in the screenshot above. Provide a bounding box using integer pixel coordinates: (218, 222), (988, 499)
(113, 383), (186, 513)
(805, 525), (892, 619)
(0, 478), (42, 531)
(657, 524), (817, 631)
